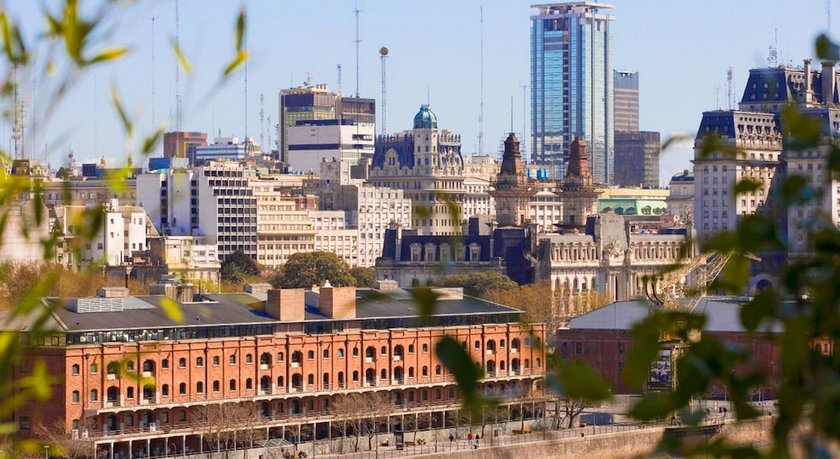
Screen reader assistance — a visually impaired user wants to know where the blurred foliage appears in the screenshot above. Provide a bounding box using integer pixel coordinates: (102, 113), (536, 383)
(220, 250), (262, 283)
(349, 266), (376, 288)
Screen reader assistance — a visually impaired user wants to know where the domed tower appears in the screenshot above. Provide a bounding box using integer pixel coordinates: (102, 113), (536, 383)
(559, 137), (600, 227)
(491, 133), (535, 226)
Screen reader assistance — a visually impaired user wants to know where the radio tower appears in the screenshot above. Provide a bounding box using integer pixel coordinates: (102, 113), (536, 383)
(726, 67), (733, 110)
(12, 65), (24, 160)
(151, 16), (156, 128)
(478, 2), (485, 155)
(380, 47), (389, 135)
(337, 64), (342, 94)
(354, 3), (362, 98)
(259, 93), (265, 154)
(174, 0), (181, 130)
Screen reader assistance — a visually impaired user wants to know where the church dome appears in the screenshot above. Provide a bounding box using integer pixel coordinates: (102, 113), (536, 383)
(413, 104), (438, 129)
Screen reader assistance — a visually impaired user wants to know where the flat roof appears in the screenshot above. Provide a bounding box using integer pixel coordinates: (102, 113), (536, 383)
(28, 288), (520, 333)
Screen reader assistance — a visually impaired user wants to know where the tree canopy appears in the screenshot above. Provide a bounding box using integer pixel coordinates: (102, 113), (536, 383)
(434, 271), (518, 297)
(272, 251), (355, 289)
(220, 250), (262, 283)
(350, 266), (376, 288)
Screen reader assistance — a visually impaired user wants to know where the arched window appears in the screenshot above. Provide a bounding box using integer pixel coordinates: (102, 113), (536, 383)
(246, 378), (253, 390)
(394, 345), (404, 360)
(162, 384), (169, 396)
(277, 376), (285, 388)
(213, 380), (220, 392)
(365, 346), (376, 360)
(422, 366), (429, 377)
(408, 367), (415, 378)
(260, 352), (271, 366)
(229, 354), (237, 365)
(380, 369), (387, 380)
(435, 364), (442, 376)
(142, 360), (154, 373)
(212, 356), (220, 366)
(291, 351), (302, 364)
(353, 370), (359, 382)
(71, 364), (80, 375)
(245, 354), (253, 364)
(179, 383), (186, 395)
(511, 339), (521, 352)
(307, 374), (315, 385)
(71, 391), (80, 403)
(127, 387), (134, 399)
(380, 346), (387, 355)
(230, 379), (237, 391)
(196, 381), (204, 393)
(277, 352), (284, 362)
(195, 357), (203, 367)
(178, 358), (186, 368)
(161, 358), (169, 369)
(307, 350), (315, 360)
(90, 362), (98, 373)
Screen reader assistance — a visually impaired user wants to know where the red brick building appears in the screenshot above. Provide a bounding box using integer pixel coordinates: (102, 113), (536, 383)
(8, 283), (545, 457)
(556, 298), (781, 394)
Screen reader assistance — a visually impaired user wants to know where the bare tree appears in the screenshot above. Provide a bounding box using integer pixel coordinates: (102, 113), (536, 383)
(196, 402), (265, 457)
(34, 418), (96, 459)
(557, 398), (587, 429)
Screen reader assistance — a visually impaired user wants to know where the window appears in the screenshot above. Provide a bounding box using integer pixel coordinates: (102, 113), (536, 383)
(422, 344), (429, 353)
(246, 378), (253, 390)
(71, 364), (80, 375)
(474, 340), (480, 349)
(352, 347), (359, 357)
(71, 391), (80, 403)
(90, 363), (98, 374)
(307, 350), (315, 360)
(323, 350), (329, 359)
(353, 370), (359, 382)
(161, 412), (169, 424)
(161, 359), (169, 369)
(212, 356), (220, 366)
(338, 348), (345, 358)
(308, 374), (315, 385)
(196, 357), (204, 367)
(126, 414), (134, 427)
(230, 379), (237, 391)
(435, 364), (442, 376)
(381, 346), (387, 355)
(90, 389), (98, 401)
(162, 384), (169, 396)
(408, 344), (414, 354)
(179, 358), (187, 368)
(126, 361), (134, 372)
(19, 416), (30, 431)
(245, 354), (253, 364)
(179, 410), (187, 422)
(127, 387), (134, 399)
(277, 352), (284, 362)
(422, 366), (429, 377)
(230, 355), (237, 365)
(213, 380), (220, 392)
(179, 383), (187, 395)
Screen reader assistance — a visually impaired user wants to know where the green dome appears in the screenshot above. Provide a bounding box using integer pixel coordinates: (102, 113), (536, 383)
(413, 105), (438, 129)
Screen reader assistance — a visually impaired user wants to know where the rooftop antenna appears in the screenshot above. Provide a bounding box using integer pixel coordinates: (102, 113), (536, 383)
(726, 67), (733, 110)
(244, 11), (249, 155)
(380, 46), (389, 135)
(478, 1), (485, 155)
(94, 73), (98, 156)
(337, 64), (342, 94)
(12, 64), (24, 160)
(259, 93), (265, 154)
(520, 83), (528, 159)
(426, 84), (430, 106)
(151, 16), (156, 128)
(354, 2), (362, 98)
(510, 95), (514, 133)
(715, 83), (720, 110)
(175, 0), (181, 130)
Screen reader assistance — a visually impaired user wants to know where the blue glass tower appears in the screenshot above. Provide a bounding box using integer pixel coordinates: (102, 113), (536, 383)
(531, 2), (614, 183)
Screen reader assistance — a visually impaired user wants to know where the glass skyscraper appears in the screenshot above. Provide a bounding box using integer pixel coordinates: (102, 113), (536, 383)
(531, 2), (614, 183)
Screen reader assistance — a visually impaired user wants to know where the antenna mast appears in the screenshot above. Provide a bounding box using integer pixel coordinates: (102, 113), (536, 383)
(380, 47), (389, 135)
(337, 64), (342, 94)
(520, 83), (528, 159)
(726, 67), (733, 110)
(354, 3), (362, 98)
(478, 1), (485, 155)
(259, 93), (265, 154)
(12, 65), (24, 160)
(175, 0), (181, 130)
(151, 16), (156, 128)
(244, 11), (249, 156)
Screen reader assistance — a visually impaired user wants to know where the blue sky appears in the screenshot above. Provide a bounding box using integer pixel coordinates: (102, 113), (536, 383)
(6, 1), (833, 185)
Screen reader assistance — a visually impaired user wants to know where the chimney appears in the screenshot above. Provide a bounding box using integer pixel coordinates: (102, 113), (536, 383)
(318, 281), (356, 319)
(265, 289), (305, 321)
(804, 59), (814, 104)
(97, 286), (129, 298)
(822, 61), (836, 106)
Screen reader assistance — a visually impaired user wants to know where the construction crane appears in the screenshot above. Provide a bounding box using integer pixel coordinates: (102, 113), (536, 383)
(645, 251), (735, 312)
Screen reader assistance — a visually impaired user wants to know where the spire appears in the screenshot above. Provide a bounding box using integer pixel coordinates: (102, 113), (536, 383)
(566, 137), (590, 179)
(500, 132), (521, 175)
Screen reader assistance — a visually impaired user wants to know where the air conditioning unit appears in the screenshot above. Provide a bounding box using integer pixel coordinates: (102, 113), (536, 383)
(81, 429), (89, 439)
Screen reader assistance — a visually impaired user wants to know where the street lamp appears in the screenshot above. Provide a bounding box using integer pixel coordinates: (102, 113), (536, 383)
(44, 445), (50, 459)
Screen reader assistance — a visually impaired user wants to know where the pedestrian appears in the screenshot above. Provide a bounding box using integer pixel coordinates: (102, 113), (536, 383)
(474, 434), (480, 449)
(467, 432), (473, 442)
(449, 434), (454, 443)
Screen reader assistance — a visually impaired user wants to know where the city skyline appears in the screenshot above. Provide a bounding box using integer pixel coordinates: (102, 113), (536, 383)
(5, 1), (834, 184)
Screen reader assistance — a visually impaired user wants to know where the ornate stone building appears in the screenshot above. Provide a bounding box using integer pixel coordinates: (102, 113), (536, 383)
(370, 106), (465, 235)
(491, 133), (536, 227)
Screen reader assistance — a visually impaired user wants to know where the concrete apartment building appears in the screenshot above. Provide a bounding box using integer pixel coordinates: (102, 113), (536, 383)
(278, 83), (375, 166)
(252, 184), (316, 269)
(287, 119), (375, 174)
(309, 210), (359, 267)
(8, 284), (545, 458)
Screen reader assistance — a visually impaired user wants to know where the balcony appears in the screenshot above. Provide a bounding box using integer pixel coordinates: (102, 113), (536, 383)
(259, 388), (273, 395)
(104, 399), (121, 408)
(290, 384), (303, 393)
(139, 396), (156, 405)
(106, 373), (118, 381)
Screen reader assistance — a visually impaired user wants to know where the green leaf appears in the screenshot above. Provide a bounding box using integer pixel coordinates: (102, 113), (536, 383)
(546, 361), (611, 402)
(172, 40), (193, 74)
(816, 33), (840, 60)
(223, 49), (249, 76)
(86, 46), (130, 65)
(778, 174), (814, 205)
(235, 8), (246, 51)
(160, 297), (184, 323)
(629, 391), (678, 420)
(410, 287), (439, 319)
(436, 336), (483, 413)
(623, 312), (672, 389)
(732, 178), (762, 196)
(739, 289), (779, 332)
(110, 85), (133, 136)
